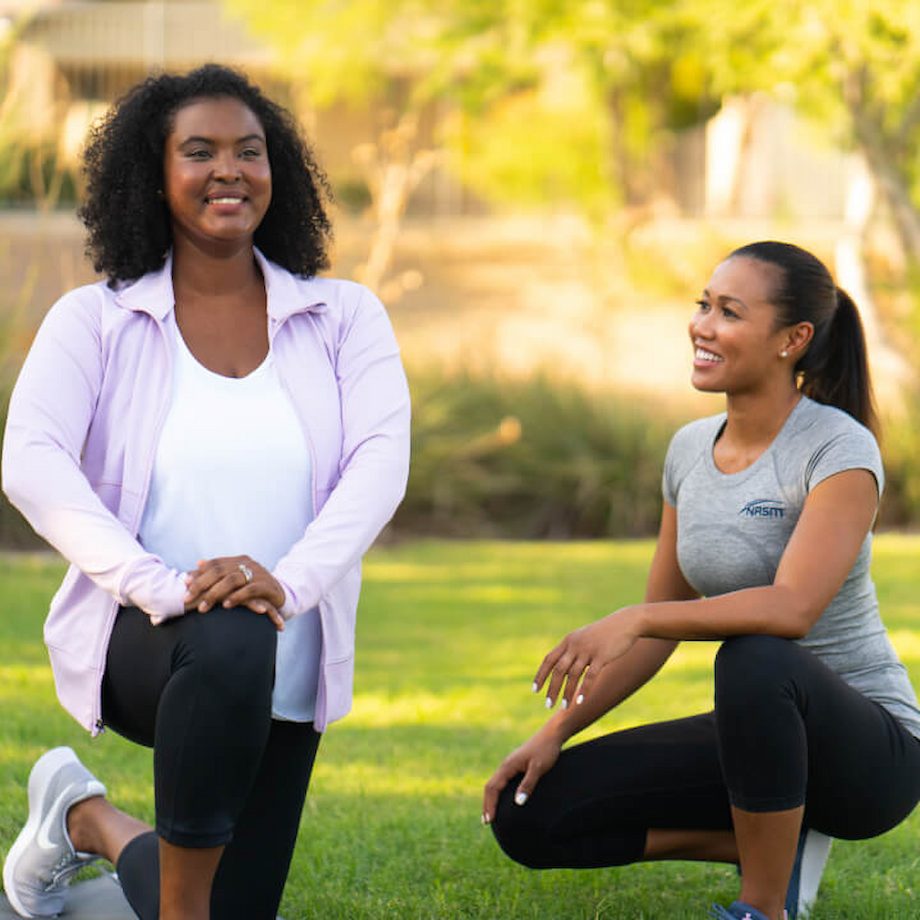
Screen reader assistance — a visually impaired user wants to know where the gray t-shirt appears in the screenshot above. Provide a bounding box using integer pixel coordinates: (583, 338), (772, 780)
(663, 395), (920, 739)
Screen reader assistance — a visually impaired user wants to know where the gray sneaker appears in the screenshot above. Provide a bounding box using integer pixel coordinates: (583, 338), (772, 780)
(3, 747), (107, 918)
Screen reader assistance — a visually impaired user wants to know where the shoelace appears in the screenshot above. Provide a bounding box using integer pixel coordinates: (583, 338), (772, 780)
(46, 852), (99, 889)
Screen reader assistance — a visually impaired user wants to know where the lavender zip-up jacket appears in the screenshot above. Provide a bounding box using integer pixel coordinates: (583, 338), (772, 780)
(2, 250), (411, 736)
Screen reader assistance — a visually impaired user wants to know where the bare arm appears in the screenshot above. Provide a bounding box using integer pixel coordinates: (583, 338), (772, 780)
(537, 468), (878, 708)
(482, 501), (696, 819)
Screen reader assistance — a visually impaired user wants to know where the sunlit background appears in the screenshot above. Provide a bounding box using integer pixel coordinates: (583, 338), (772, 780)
(4, 7), (920, 916)
(1, 0), (920, 540)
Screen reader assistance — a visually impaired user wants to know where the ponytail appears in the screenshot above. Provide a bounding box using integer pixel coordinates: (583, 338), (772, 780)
(797, 287), (879, 437)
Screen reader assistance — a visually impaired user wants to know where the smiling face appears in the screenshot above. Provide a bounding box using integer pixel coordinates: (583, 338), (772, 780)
(162, 95), (271, 254)
(689, 256), (809, 395)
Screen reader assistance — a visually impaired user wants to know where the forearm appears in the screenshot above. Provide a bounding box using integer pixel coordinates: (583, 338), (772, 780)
(3, 431), (186, 621)
(631, 583), (809, 642)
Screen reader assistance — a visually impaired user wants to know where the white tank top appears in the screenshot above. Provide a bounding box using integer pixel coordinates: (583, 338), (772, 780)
(138, 322), (322, 721)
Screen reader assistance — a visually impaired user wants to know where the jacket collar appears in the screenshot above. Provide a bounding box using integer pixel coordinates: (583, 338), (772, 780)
(113, 248), (329, 321)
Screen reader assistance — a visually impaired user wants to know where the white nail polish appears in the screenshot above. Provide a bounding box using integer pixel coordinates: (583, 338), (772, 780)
(514, 791), (528, 806)
(531, 682), (538, 693)
(560, 698), (569, 710)
(544, 696), (553, 709)
(481, 812), (490, 825)
(576, 693), (584, 705)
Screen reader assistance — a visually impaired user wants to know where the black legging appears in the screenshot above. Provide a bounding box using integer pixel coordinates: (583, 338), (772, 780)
(492, 635), (920, 869)
(102, 605), (321, 919)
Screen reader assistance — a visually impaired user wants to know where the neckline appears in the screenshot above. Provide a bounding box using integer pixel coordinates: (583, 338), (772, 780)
(706, 396), (808, 481)
(173, 323), (271, 382)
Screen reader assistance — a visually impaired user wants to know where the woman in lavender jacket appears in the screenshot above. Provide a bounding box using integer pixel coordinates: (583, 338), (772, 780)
(1, 65), (410, 920)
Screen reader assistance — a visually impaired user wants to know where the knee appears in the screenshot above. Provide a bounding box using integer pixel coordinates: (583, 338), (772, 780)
(490, 782), (547, 869)
(177, 608), (277, 697)
(715, 635), (793, 687)
(715, 635), (799, 715)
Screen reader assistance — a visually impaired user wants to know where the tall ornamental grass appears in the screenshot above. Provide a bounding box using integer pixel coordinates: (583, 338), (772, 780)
(4, 357), (920, 543)
(396, 368), (681, 538)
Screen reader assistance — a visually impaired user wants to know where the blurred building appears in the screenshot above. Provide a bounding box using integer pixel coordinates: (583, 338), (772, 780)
(5, 0), (269, 96)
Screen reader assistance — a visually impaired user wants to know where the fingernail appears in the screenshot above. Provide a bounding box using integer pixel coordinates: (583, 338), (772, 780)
(223, 600), (230, 608)
(514, 791), (528, 806)
(531, 682), (538, 693)
(481, 812), (491, 825)
(576, 693), (584, 705)
(198, 602), (207, 612)
(544, 697), (553, 709)
(560, 698), (568, 710)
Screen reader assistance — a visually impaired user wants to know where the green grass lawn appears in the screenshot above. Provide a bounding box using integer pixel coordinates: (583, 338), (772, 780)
(2, 539), (919, 918)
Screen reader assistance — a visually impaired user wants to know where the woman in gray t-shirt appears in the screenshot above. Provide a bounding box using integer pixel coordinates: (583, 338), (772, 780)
(483, 242), (920, 920)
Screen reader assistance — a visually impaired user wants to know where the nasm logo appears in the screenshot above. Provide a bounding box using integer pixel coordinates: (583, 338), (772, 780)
(739, 498), (785, 519)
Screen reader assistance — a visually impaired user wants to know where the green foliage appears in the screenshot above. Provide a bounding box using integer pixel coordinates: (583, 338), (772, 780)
(2, 543), (920, 917)
(691, 0), (920, 258)
(224, 0), (719, 212)
(442, 80), (616, 215)
(399, 363), (920, 538)
(398, 368), (683, 538)
(877, 398), (920, 528)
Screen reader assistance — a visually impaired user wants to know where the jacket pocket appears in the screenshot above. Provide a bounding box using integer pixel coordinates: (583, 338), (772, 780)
(322, 655), (355, 725)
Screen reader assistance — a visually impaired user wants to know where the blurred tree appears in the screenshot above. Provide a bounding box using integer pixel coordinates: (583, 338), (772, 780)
(440, 0), (719, 221)
(697, 0), (920, 266)
(225, 0), (718, 291)
(690, 0), (920, 387)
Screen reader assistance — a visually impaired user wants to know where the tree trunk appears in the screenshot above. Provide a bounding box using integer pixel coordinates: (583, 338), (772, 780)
(352, 111), (438, 302)
(842, 64), (920, 265)
(834, 153), (912, 406)
(856, 133), (920, 267)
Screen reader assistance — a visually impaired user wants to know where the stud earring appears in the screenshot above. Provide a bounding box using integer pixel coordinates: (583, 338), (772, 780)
(780, 350), (789, 358)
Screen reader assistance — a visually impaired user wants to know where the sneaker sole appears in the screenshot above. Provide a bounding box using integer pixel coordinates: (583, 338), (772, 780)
(797, 831), (832, 918)
(3, 747), (104, 919)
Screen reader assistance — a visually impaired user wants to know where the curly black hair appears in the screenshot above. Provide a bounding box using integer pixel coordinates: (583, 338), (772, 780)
(79, 63), (332, 284)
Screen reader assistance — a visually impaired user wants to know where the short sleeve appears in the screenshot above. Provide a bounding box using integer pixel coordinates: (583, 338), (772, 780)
(662, 434), (680, 506)
(805, 423), (884, 498)
(661, 421), (699, 507)
(661, 417), (720, 507)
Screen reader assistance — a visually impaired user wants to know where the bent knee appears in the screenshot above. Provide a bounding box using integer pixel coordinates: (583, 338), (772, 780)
(715, 635), (795, 685)
(176, 607), (277, 691)
(714, 635), (806, 720)
(491, 783), (550, 869)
